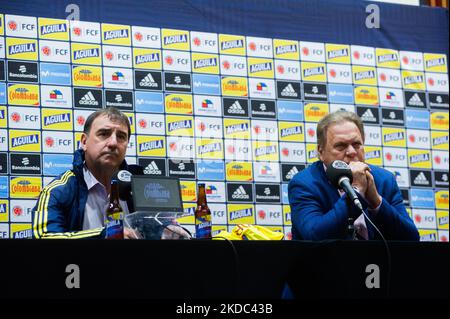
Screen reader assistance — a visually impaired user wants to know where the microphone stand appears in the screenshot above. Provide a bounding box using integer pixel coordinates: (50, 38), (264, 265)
(347, 217), (356, 240)
(344, 195), (357, 240)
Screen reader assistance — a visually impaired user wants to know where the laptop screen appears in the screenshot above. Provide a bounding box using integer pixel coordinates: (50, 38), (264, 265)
(131, 176), (183, 212)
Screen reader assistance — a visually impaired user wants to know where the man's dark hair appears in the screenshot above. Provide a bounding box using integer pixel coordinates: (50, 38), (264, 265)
(83, 107), (131, 140)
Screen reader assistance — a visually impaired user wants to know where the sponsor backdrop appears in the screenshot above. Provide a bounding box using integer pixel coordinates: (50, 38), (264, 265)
(0, 0), (448, 241)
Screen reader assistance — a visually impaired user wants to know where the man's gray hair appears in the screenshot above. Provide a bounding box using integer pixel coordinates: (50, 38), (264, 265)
(317, 110), (365, 150)
(83, 107), (131, 140)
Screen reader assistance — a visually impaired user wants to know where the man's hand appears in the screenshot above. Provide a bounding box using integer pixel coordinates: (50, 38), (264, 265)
(365, 170), (382, 209)
(124, 227), (141, 239)
(348, 161), (369, 194)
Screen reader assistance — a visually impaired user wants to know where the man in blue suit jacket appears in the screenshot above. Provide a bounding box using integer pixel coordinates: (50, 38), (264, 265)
(288, 111), (419, 241)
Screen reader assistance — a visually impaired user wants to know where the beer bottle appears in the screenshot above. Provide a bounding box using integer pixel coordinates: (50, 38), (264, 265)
(105, 180), (124, 239)
(195, 183), (212, 239)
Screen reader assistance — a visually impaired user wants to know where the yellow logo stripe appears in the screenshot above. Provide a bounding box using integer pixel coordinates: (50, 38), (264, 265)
(33, 171), (74, 238)
(42, 227), (103, 239)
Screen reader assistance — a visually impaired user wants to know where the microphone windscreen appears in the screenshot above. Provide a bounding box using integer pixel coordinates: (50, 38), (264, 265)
(326, 160), (353, 188)
(113, 169), (132, 201)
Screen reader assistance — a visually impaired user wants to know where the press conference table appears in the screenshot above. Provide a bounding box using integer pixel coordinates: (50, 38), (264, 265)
(0, 239), (447, 300)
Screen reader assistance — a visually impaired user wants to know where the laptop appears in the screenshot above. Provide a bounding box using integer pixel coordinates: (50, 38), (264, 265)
(131, 175), (184, 214)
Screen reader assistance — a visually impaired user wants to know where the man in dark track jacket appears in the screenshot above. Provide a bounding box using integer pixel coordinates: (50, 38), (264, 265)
(32, 107), (132, 239)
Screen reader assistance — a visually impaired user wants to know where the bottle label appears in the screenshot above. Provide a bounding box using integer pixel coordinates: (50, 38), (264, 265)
(195, 215), (212, 239)
(105, 211), (124, 239)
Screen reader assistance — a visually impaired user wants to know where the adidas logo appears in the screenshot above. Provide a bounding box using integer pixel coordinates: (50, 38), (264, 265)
(361, 109), (376, 122)
(79, 91), (99, 106)
(281, 84), (298, 97)
(408, 93), (424, 107)
(414, 172), (429, 185)
(144, 161), (162, 174)
(139, 74), (158, 87)
(286, 166), (299, 180)
(228, 101), (245, 114)
(232, 186), (250, 200)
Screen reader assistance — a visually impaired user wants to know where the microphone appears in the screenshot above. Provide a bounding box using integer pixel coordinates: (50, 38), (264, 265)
(326, 160), (363, 211)
(112, 165), (144, 202)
